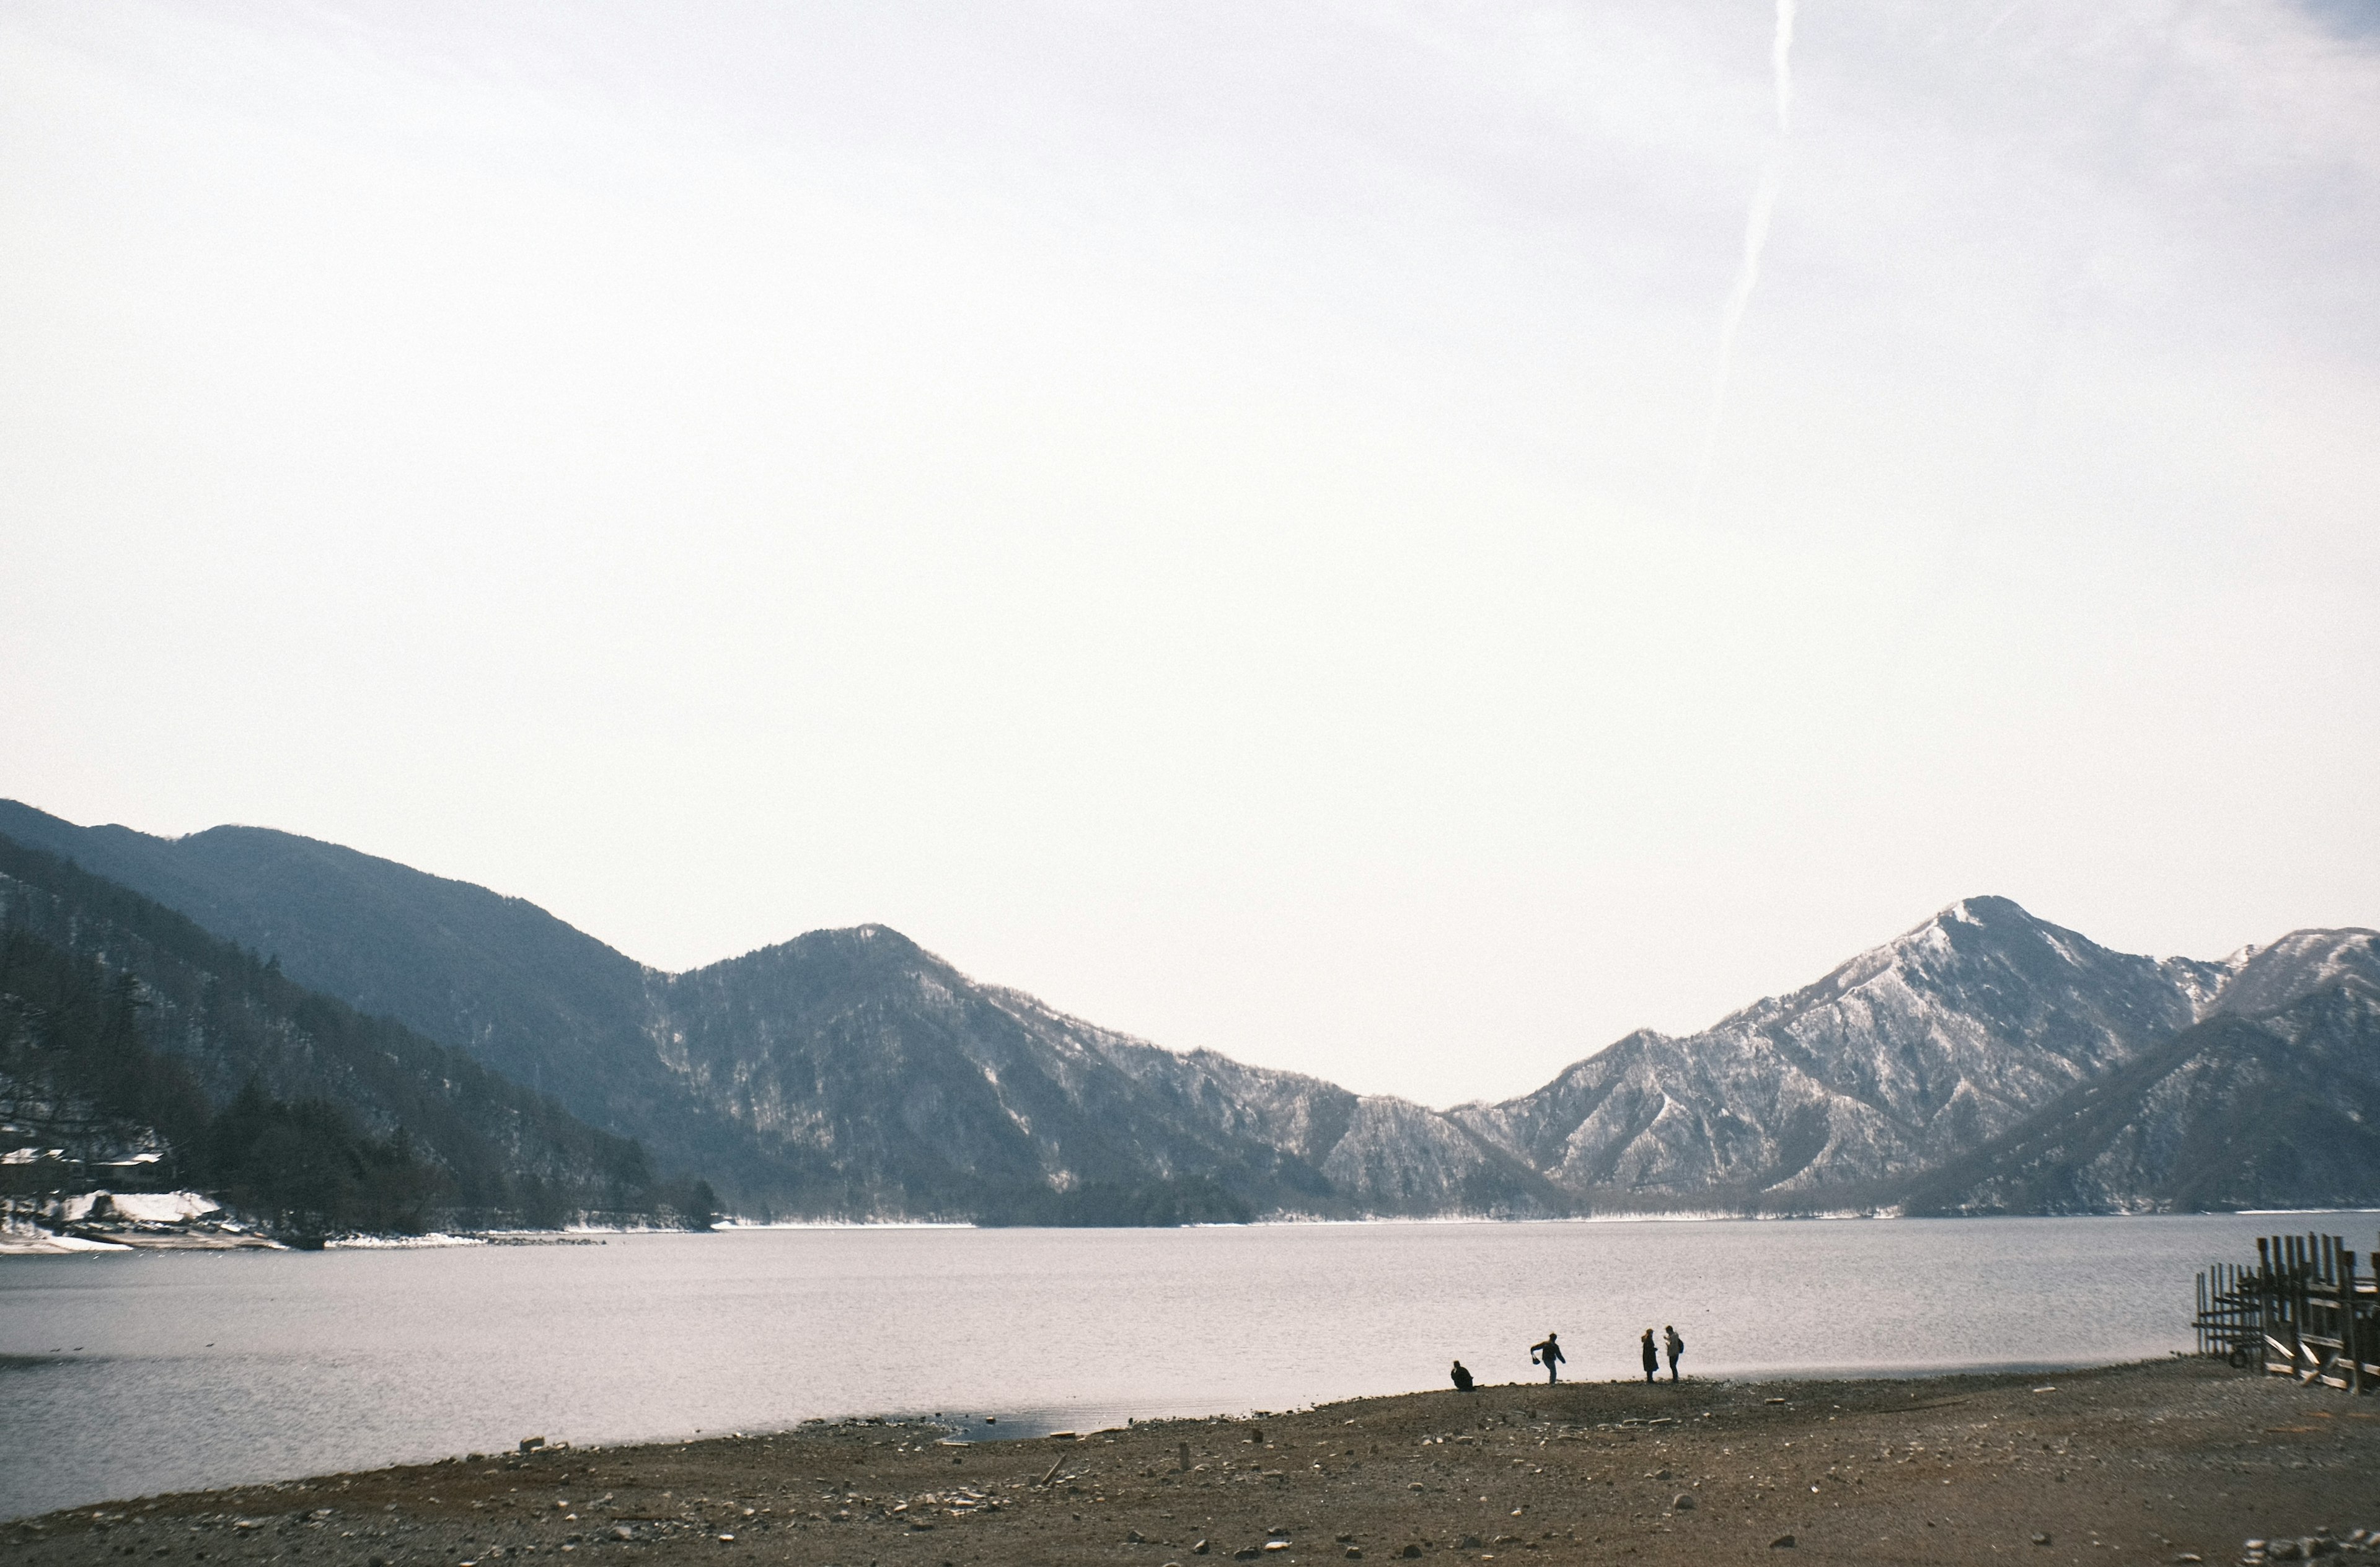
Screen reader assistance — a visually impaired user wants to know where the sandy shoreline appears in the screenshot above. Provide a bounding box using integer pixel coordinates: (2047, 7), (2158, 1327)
(8, 1360), (2376, 1566)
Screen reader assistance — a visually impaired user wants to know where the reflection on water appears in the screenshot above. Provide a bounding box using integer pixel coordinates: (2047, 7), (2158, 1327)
(0, 1213), (2314, 1519)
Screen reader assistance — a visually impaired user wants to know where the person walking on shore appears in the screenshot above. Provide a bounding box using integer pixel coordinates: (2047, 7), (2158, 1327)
(1450, 1360), (1474, 1392)
(1640, 1328), (1659, 1385)
(1530, 1333), (1565, 1384)
(1664, 1325), (1685, 1383)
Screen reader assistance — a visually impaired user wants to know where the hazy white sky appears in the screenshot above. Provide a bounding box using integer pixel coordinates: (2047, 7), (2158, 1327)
(4, 1), (2376, 1107)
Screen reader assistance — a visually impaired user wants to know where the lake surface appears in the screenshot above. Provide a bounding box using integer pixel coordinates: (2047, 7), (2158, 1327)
(0, 1213), (2331, 1521)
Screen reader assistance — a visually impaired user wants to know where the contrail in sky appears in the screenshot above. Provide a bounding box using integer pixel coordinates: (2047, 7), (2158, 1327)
(1772, 0), (1796, 131)
(1691, 0), (1796, 514)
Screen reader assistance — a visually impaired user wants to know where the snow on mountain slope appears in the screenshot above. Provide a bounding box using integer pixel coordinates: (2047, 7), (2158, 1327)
(2203, 928), (2380, 1019)
(1313, 1095), (1567, 1216)
(1, 801), (1562, 1217)
(656, 924), (1559, 1216)
(1898, 979), (2380, 1214)
(10, 797), (2372, 1216)
(1454, 897), (2234, 1201)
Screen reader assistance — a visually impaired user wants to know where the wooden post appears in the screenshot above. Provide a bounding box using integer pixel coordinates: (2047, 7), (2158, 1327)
(2276, 1238), (2290, 1377)
(2258, 1234), (2270, 1361)
(2236, 1260), (2247, 1366)
(2289, 1239), (2305, 1380)
(2329, 1240), (2343, 1388)
(2334, 1249), (2346, 1390)
(2301, 1250), (2315, 1385)
(2347, 1251), (2364, 1395)
(2260, 1241), (2276, 1374)
(2280, 1236), (2291, 1376)
(2228, 1255), (2246, 1369)
(2338, 1239), (2350, 1382)
(2359, 1249), (2373, 1397)
(2321, 1238), (2335, 1367)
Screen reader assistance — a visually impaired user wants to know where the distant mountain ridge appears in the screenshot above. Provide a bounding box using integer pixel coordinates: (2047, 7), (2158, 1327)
(1894, 930), (2380, 1214)
(644, 920), (1561, 1218)
(3, 798), (2373, 1218)
(0, 802), (1558, 1219)
(1452, 897), (2224, 1201)
(1450, 899), (2377, 1213)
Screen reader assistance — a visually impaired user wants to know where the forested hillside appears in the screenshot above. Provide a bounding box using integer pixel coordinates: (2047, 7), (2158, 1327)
(0, 801), (1563, 1220)
(0, 835), (705, 1236)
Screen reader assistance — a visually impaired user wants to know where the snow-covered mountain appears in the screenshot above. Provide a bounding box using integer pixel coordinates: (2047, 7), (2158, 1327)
(5, 798), (2373, 1217)
(1453, 898), (2374, 1209)
(0, 800), (1560, 1219)
(1895, 929), (2380, 1214)
(653, 923), (1561, 1218)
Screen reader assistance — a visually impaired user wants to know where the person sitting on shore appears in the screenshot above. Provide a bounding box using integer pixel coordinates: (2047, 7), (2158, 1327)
(1664, 1325), (1684, 1383)
(1640, 1328), (1659, 1384)
(1450, 1359), (1474, 1392)
(1530, 1333), (1564, 1384)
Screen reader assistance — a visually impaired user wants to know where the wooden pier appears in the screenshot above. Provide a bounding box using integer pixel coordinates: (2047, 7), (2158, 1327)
(2195, 1230), (2380, 1392)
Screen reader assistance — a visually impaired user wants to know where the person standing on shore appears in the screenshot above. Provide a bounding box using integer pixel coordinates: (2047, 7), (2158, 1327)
(1640, 1328), (1659, 1384)
(1664, 1325), (1685, 1383)
(1530, 1333), (1565, 1384)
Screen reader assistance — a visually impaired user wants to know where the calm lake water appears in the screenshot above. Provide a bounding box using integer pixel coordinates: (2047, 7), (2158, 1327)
(0, 1213), (2335, 1521)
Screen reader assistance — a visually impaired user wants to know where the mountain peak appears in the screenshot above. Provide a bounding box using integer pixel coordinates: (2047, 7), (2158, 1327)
(1940, 894), (2041, 929)
(2210, 927), (2380, 1017)
(694, 921), (938, 981)
(788, 921), (923, 952)
(1464, 889), (2215, 1203)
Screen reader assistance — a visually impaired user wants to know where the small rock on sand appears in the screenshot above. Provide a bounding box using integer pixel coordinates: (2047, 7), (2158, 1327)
(1771, 1535), (1796, 1548)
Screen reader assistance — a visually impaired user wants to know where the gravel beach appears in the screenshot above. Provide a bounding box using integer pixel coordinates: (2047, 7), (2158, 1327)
(10, 1359), (2376, 1567)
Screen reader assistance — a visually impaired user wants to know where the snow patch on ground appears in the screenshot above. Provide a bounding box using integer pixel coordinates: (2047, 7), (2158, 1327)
(60, 1190), (220, 1224)
(0, 1227), (132, 1253)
